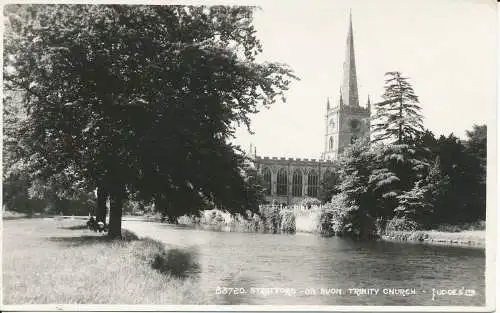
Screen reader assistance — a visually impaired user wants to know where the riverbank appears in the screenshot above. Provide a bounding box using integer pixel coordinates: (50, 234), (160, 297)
(3, 219), (209, 304)
(172, 208), (486, 248)
(4, 211), (485, 248)
(381, 230), (485, 247)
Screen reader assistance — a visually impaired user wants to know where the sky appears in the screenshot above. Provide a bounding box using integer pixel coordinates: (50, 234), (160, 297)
(229, 0), (497, 159)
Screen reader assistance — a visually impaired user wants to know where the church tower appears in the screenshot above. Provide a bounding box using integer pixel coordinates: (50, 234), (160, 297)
(322, 12), (371, 161)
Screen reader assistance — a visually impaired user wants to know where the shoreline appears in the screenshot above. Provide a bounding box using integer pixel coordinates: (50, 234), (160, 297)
(380, 230), (485, 248)
(2, 214), (486, 248)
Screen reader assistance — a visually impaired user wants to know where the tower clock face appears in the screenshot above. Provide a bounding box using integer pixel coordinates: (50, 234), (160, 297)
(349, 119), (361, 132)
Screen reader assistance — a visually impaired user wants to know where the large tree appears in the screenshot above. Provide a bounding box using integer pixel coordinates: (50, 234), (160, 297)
(4, 5), (296, 237)
(372, 71), (425, 145)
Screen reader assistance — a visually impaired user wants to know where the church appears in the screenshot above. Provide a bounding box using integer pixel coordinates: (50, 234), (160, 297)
(250, 13), (371, 205)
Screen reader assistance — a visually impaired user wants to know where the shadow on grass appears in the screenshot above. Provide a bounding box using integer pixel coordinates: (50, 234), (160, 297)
(59, 224), (88, 230)
(47, 229), (140, 247)
(2, 216), (29, 220)
(151, 245), (201, 279)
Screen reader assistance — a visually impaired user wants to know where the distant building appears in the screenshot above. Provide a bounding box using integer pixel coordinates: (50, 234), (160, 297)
(251, 13), (371, 205)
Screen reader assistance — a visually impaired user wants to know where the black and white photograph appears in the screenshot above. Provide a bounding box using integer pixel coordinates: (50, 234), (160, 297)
(1, 0), (496, 310)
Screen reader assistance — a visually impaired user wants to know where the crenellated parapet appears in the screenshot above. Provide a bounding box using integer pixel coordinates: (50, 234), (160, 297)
(255, 156), (336, 166)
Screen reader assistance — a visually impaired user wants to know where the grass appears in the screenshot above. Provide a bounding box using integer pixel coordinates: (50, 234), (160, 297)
(382, 229), (485, 247)
(381, 219), (486, 247)
(2, 210), (29, 220)
(3, 218), (210, 304)
(434, 220), (486, 232)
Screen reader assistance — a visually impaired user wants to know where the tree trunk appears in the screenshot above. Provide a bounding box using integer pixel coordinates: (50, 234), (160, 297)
(108, 185), (125, 238)
(96, 186), (108, 223)
(398, 99), (403, 144)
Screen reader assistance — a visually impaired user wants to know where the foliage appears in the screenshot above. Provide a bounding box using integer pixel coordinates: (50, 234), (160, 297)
(122, 197), (152, 216)
(319, 165), (341, 203)
(319, 194), (351, 236)
(259, 205), (282, 233)
(372, 72), (425, 144)
(320, 110), (485, 237)
(330, 138), (382, 238)
(4, 4), (296, 236)
(279, 209), (296, 234)
(431, 132), (486, 224)
(297, 197), (322, 208)
(465, 124), (487, 173)
(384, 216), (420, 232)
(395, 181), (431, 222)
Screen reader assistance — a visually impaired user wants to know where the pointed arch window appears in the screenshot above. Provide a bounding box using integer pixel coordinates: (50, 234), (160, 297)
(307, 170), (319, 197)
(277, 168), (288, 196)
(292, 169), (302, 197)
(329, 137), (334, 150)
(323, 170), (333, 182)
(262, 167), (272, 195)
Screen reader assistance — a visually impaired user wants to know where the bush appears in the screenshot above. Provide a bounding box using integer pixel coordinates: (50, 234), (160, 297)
(321, 193), (379, 239)
(280, 209), (296, 234)
(230, 212), (264, 233)
(246, 211), (265, 232)
(318, 206), (335, 237)
(177, 215), (196, 225)
(123, 199), (146, 216)
(385, 216), (421, 232)
(298, 197), (322, 209)
(259, 205), (282, 234)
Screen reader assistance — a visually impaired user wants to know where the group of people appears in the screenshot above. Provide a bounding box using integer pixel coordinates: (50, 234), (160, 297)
(86, 216), (108, 233)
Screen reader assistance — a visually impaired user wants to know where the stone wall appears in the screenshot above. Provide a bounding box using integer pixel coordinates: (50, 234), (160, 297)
(252, 156), (335, 205)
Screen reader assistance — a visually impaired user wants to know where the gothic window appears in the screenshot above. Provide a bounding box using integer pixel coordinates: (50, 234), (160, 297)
(292, 169), (302, 197)
(329, 137), (334, 151)
(323, 170), (333, 182)
(307, 170), (319, 197)
(262, 167), (271, 195)
(277, 168), (288, 196)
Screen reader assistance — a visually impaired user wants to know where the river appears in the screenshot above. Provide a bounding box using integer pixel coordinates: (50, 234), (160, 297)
(123, 220), (485, 306)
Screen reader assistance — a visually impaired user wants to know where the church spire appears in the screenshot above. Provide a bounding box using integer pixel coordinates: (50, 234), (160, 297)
(342, 10), (359, 107)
